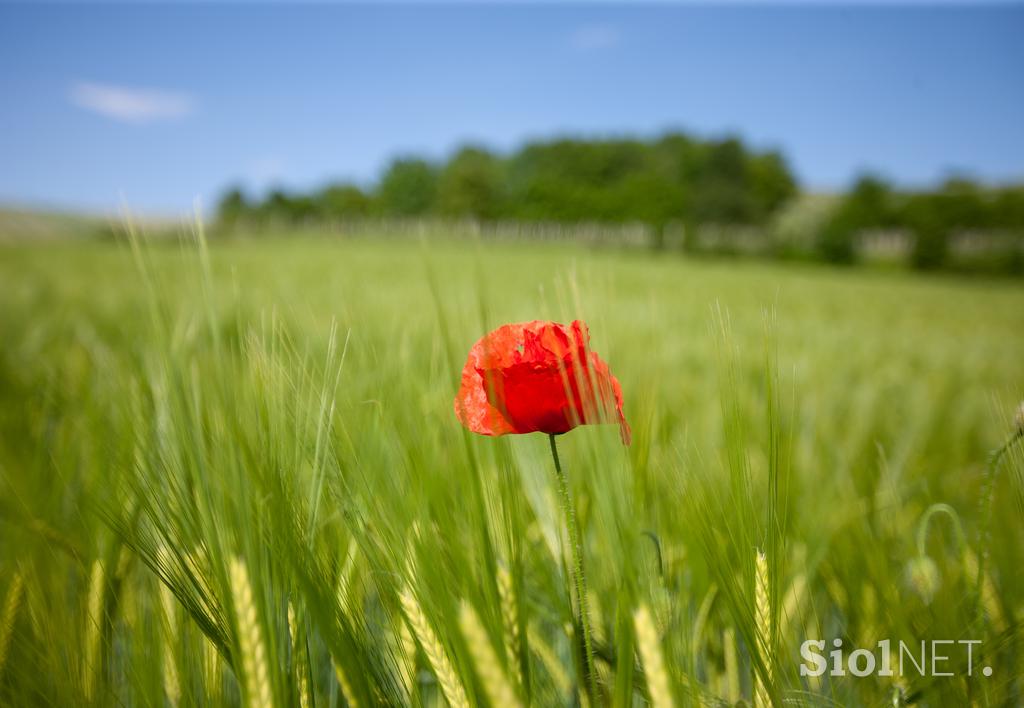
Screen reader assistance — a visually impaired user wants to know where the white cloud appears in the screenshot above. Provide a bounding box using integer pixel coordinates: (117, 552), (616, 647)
(569, 24), (620, 52)
(70, 81), (195, 123)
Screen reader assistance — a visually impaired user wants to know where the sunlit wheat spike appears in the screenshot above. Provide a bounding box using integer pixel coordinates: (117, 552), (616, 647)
(496, 565), (523, 688)
(83, 559), (105, 700)
(458, 601), (522, 708)
(753, 550), (772, 708)
(229, 557), (273, 708)
(160, 584), (181, 705)
(633, 603), (674, 708)
(527, 622), (571, 699)
(398, 586), (468, 708)
(288, 603), (310, 708)
(0, 571), (24, 679)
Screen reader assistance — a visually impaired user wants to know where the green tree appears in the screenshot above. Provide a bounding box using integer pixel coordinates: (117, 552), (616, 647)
(692, 138), (755, 224)
(229, 131), (800, 247)
(992, 187), (1024, 230)
(377, 158), (438, 216)
(750, 151), (798, 219)
(260, 189), (317, 223)
(816, 175), (894, 264)
(216, 186), (251, 228)
(318, 184), (373, 220)
(902, 193), (949, 270)
(437, 146), (503, 220)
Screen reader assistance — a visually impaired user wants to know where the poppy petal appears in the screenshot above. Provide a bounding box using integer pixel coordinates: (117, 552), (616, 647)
(453, 320), (629, 444)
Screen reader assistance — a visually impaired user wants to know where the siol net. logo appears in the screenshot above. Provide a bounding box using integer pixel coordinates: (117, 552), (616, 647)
(799, 639), (992, 678)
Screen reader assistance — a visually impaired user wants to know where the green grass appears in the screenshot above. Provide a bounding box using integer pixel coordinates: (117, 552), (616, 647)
(0, 229), (1022, 707)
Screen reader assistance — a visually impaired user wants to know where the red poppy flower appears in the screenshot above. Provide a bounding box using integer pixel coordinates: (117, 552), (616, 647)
(454, 320), (630, 444)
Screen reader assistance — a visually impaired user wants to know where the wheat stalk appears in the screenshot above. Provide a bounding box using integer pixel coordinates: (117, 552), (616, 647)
(458, 601), (522, 708)
(634, 603), (674, 708)
(858, 584), (878, 648)
(333, 660), (359, 708)
(337, 540), (358, 615)
(964, 549), (1006, 632)
(203, 636), (221, 703)
(288, 603), (310, 708)
(229, 557), (273, 708)
(160, 583), (181, 705)
(0, 571), (24, 679)
(83, 559), (105, 700)
(496, 565), (523, 688)
(802, 618), (823, 693)
(780, 572), (807, 639)
(185, 547), (222, 624)
(527, 622), (571, 699)
(753, 550), (772, 708)
(398, 586), (468, 708)
(723, 626), (740, 704)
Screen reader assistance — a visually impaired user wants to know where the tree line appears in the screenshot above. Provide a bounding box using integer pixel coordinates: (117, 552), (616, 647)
(816, 175), (1024, 271)
(218, 133), (797, 236)
(216, 132), (1024, 273)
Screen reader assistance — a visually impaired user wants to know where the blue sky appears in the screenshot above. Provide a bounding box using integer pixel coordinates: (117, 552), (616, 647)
(1, 3), (1022, 214)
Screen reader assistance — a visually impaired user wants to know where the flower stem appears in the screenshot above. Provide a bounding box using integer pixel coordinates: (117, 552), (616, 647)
(549, 433), (598, 703)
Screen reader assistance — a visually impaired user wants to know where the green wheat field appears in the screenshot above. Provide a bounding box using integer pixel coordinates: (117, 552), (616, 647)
(1, 226), (1022, 707)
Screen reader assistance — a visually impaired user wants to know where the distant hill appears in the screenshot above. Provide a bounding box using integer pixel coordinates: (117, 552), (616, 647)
(0, 206), (111, 242)
(0, 206), (185, 242)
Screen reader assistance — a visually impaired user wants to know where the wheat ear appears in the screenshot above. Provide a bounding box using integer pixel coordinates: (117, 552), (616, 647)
(459, 601), (522, 708)
(0, 571), (24, 679)
(288, 603), (310, 708)
(398, 586), (468, 708)
(229, 557), (273, 708)
(83, 559), (105, 700)
(160, 584), (181, 705)
(753, 550), (772, 708)
(634, 603), (674, 708)
(496, 565), (523, 688)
